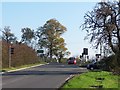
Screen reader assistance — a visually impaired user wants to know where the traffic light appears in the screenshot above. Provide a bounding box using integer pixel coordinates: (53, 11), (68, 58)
(11, 48), (14, 54)
(96, 54), (101, 58)
(80, 55), (82, 58)
(83, 48), (88, 55)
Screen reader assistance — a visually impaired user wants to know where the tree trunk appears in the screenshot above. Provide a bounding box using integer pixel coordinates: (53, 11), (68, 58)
(49, 43), (53, 60)
(116, 51), (120, 67)
(108, 33), (117, 54)
(50, 49), (52, 59)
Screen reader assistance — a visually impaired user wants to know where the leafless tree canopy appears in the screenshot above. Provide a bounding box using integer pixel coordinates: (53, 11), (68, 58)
(81, 1), (120, 54)
(81, 1), (120, 67)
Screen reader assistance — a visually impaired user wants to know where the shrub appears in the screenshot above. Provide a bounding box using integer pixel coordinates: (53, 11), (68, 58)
(2, 40), (39, 68)
(100, 55), (120, 75)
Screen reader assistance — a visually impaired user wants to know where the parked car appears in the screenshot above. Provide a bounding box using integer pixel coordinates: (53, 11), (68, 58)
(87, 61), (100, 70)
(67, 57), (76, 64)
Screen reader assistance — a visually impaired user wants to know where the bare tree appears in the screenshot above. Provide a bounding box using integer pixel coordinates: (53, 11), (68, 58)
(2, 26), (17, 43)
(81, 1), (120, 66)
(21, 27), (35, 45)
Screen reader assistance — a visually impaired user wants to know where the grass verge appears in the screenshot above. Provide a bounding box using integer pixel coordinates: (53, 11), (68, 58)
(61, 71), (119, 89)
(1, 62), (47, 72)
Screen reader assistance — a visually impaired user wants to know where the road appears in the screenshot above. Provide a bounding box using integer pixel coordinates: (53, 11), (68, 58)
(2, 63), (87, 89)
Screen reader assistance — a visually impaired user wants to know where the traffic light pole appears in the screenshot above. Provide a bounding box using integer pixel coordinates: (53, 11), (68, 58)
(9, 44), (11, 68)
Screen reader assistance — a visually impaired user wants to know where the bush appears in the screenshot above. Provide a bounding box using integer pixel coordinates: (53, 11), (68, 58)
(2, 40), (39, 68)
(100, 55), (120, 75)
(79, 61), (91, 67)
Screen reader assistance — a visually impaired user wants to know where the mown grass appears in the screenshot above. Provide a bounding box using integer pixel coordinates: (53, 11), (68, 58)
(1, 62), (47, 72)
(61, 71), (119, 89)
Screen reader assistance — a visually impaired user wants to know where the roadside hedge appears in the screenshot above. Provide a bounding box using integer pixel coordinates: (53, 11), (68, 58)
(2, 40), (39, 68)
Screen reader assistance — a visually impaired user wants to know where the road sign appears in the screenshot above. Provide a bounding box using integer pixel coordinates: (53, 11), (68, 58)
(37, 50), (44, 53)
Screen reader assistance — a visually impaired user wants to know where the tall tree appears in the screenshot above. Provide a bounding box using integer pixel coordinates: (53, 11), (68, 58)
(2, 26), (17, 43)
(21, 27), (35, 45)
(81, 1), (120, 66)
(52, 37), (70, 63)
(36, 19), (67, 59)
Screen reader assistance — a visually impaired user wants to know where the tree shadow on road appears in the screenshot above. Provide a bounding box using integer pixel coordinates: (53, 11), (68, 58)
(2, 69), (87, 76)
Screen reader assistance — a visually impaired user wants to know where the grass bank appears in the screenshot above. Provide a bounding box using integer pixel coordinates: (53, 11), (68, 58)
(61, 71), (119, 89)
(1, 62), (47, 72)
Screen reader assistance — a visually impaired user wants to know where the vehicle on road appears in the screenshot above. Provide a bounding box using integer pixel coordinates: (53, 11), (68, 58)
(87, 61), (100, 70)
(67, 57), (76, 64)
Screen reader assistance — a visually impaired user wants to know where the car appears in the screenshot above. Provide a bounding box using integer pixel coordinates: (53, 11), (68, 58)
(67, 57), (76, 64)
(87, 61), (100, 70)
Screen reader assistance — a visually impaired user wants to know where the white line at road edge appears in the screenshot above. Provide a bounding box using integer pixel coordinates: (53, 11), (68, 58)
(58, 75), (74, 88)
(65, 75), (74, 82)
(1, 63), (49, 74)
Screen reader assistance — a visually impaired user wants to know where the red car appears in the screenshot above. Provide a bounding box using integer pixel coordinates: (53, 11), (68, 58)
(68, 57), (76, 64)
